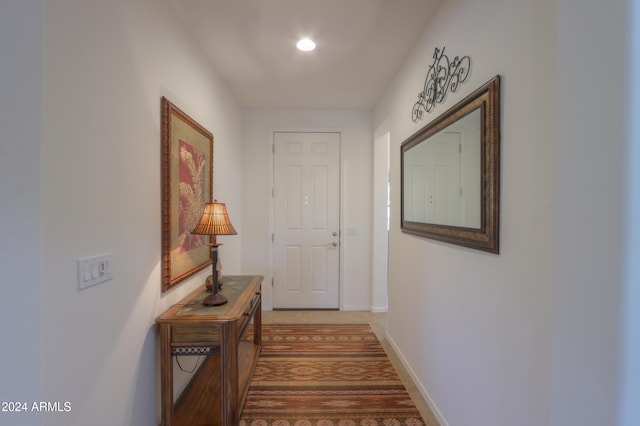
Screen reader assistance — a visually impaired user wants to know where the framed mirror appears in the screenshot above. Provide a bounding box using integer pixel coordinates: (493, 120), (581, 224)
(401, 75), (500, 253)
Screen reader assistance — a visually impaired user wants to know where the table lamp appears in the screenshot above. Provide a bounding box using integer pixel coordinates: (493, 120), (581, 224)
(191, 200), (237, 306)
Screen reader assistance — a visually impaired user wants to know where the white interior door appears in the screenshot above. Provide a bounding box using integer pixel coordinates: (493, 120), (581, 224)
(273, 132), (340, 309)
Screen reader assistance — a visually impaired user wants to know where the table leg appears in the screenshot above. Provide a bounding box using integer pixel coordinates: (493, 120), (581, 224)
(220, 322), (239, 425)
(254, 297), (262, 347)
(160, 324), (174, 426)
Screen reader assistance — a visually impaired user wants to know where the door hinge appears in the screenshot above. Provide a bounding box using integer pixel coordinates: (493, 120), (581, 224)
(271, 233), (274, 243)
(271, 278), (274, 287)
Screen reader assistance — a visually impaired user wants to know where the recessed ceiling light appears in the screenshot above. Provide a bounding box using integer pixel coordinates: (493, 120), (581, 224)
(296, 38), (316, 52)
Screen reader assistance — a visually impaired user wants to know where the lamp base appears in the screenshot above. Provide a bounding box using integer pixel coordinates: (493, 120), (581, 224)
(203, 292), (228, 306)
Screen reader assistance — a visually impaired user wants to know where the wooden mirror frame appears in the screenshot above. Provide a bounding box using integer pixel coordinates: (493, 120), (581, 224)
(401, 75), (500, 253)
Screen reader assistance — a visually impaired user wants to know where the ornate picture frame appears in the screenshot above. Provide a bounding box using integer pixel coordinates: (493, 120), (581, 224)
(161, 97), (213, 292)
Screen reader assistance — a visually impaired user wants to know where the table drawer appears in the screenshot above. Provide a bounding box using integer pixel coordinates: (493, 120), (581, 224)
(172, 323), (221, 346)
(237, 291), (261, 340)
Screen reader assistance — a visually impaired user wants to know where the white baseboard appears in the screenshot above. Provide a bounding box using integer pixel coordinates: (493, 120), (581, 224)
(385, 332), (450, 426)
(370, 306), (388, 313)
(341, 305), (371, 311)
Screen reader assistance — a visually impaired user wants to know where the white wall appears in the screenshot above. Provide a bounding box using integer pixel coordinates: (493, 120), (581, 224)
(241, 109), (373, 311)
(375, 0), (637, 425)
(39, 1), (243, 425)
(375, 0), (556, 424)
(551, 0), (630, 425)
(372, 126), (390, 313)
(0, 1), (44, 425)
(620, 3), (640, 424)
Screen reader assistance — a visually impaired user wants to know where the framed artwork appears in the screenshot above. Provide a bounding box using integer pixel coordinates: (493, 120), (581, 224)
(161, 97), (213, 292)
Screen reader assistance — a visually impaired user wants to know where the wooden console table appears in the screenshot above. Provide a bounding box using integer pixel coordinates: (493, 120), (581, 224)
(156, 275), (263, 426)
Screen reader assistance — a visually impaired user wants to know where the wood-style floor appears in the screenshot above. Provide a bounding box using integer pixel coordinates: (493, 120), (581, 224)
(263, 310), (441, 426)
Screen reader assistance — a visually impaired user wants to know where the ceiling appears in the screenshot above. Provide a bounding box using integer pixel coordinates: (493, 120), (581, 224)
(170, 0), (442, 109)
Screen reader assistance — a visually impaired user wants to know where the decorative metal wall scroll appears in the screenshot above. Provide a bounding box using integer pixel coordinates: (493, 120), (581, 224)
(411, 47), (471, 122)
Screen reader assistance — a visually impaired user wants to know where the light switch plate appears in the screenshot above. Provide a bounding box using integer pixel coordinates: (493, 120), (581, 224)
(77, 253), (113, 290)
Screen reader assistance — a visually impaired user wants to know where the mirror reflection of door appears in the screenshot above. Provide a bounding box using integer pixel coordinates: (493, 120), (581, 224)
(408, 131), (461, 225)
(403, 109), (481, 228)
(272, 132), (340, 309)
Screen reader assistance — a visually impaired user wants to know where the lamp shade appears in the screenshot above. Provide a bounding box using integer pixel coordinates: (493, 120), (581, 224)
(191, 201), (237, 236)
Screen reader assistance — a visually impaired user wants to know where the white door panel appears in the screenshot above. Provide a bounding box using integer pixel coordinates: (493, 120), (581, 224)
(273, 132), (340, 309)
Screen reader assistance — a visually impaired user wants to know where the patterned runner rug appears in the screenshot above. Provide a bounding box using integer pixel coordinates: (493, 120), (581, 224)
(240, 324), (426, 426)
